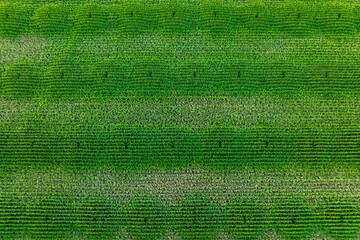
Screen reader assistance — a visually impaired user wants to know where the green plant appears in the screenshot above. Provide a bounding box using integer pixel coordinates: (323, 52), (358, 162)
(128, 58), (172, 96)
(236, 1), (271, 32)
(268, 2), (315, 36)
(31, 3), (72, 36)
(158, 1), (198, 35)
(24, 194), (75, 238)
(0, 194), (24, 238)
(75, 195), (121, 239)
(107, 2), (158, 35)
(173, 193), (221, 239)
(312, 2), (356, 36)
(122, 194), (168, 240)
(317, 197), (360, 239)
(198, 1), (242, 36)
(90, 56), (130, 98)
(0, 2), (32, 37)
(72, 3), (108, 35)
(152, 127), (200, 170)
(174, 59), (218, 95)
(271, 197), (315, 239)
(200, 126), (241, 170)
(2, 113), (56, 168)
(45, 51), (89, 99)
(223, 196), (267, 239)
(220, 61), (263, 95)
(1, 61), (42, 99)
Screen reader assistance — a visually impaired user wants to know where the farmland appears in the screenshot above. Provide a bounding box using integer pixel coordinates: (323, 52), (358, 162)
(2, 0), (360, 239)
(1, 95), (360, 173)
(2, 167), (360, 239)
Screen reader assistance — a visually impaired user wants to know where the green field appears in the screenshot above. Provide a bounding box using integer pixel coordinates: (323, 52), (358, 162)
(2, 0), (360, 239)
(1, 168), (360, 239)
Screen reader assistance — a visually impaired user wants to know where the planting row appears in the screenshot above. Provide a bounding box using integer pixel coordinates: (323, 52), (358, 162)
(1, 123), (359, 171)
(0, 192), (359, 239)
(1, 1), (360, 37)
(1, 56), (360, 99)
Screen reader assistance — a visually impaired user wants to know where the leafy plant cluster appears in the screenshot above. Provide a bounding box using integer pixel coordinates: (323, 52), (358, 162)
(1, 192), (359, 239)
(1, 1), (360, 37)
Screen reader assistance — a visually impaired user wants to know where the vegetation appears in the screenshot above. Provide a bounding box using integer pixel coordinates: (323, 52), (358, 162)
(122, 195), (169, 240)
(172, 193), (221, 239)
(1, 0), (360, 238)
(31, 3), (72, 36)
(3, 36), (360, 99)
(0, 194), (25, 238)
(74, 195), (120, 239)
(157, 1), (198, 35)
(0, 185), (359, 239)
(271, 198), (316, 239)
(0, 2), (31, 38)
(0, 1), (360, 40)
(1, 61), (42, 99)
(1, 111), (360, 172)
(72, 3), (108, 35)
(24, 194), (75, 238)
(317, 197), (360, 239)
(223, 197), (268, 239)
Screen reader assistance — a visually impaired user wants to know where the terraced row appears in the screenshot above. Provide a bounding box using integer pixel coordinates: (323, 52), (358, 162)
(1, 1), (360, 37)
(1, 123), (359, 171)
(2, 55), (360, 99)
(0, 193), (359, 239)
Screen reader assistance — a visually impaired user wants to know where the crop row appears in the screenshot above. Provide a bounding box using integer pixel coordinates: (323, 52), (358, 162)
(1, 56), (360, 99)
(1, 123), (359, 171)
(1, 1), (360, 37)
(0, 192), (359, 239)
